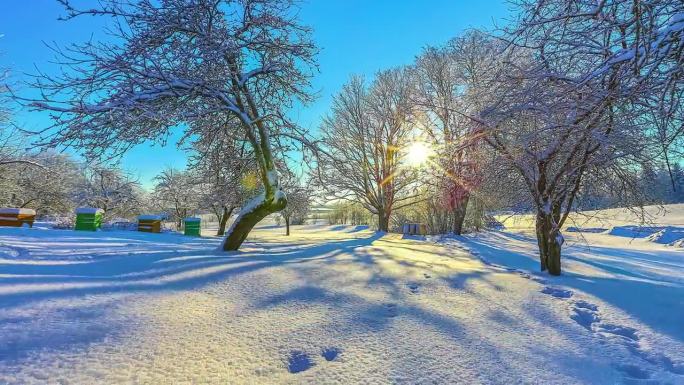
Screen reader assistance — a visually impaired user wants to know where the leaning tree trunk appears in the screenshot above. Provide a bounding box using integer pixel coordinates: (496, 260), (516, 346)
(221, 67), (289, 251)
(216, 206), (235, 236)
(221, 138), (286, 251)
(535, 210), (563, 275)
(223, 192), (286, 250)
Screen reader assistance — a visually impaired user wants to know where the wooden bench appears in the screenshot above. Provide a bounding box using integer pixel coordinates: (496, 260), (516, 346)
(0, 208), (36, 228)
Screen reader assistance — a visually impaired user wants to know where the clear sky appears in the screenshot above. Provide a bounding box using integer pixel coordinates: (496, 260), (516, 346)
(0, 0), (511, 188)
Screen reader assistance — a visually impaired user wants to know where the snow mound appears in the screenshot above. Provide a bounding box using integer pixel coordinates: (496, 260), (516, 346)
(566, 227), (607, 233)
(644, 227), (684, 244)
(605, 226), (663, 238)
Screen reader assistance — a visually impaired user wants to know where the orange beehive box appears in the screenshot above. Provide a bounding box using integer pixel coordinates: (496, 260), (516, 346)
(138, 215), (162, 233)
(0, 208), (36, 228)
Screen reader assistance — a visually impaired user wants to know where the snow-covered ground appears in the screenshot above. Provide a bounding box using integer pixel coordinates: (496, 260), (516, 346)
(0, 218), (683, 384)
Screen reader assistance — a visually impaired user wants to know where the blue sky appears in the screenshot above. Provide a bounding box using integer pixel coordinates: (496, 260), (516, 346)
(0, 0), (510, 188)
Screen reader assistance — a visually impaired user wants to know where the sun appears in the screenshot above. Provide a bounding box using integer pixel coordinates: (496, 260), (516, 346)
(405, 141), (433, 167)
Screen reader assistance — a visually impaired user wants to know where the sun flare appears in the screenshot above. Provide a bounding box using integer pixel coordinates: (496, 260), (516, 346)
(405, 141), (433, 167)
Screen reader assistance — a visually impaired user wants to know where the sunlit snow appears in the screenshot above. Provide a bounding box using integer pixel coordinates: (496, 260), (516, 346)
(0, 215), (682, 384)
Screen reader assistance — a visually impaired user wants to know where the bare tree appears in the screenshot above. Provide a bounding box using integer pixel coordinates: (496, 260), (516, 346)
(77, 166), (143, 219)
(317, 70), (419, 231)
(506, 0), (684, 197)
(412, 31), (496, 234)
(20, 0), (317, 250)
(461, 0), (681, 275)
(649, 88), (684, 193)
(278, 168), (310, 236)
(0, 54), (44, 169)
(153, 168), (199, 229)
(0, 152), (82, 213)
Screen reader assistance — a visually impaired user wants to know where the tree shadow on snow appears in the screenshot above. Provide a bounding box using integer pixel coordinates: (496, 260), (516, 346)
(0, 230), (391, 361)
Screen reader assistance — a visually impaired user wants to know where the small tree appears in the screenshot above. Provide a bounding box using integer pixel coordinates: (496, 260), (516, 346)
(1, 152), (82, 214)
(0, 57), (44, 170)
(649, 91), (684, 193)
(77, 166), (142, 219)
(153, 168), (199, 229)
(412, 31), (494, 234)
(278, 170), (310, 236)
(318, 70), (419, 231)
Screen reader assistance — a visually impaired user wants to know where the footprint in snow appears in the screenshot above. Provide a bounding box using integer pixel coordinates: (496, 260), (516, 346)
(407, 283), (419, 294)
(287, 351), (314, 374)
(321, 347), (341, 362)
(358, 303), (400, 326)
(616, 364), (651, 380)
(574, 300), (598, 311)
(513, 269), (547, 284)
(626, 346), (684, 376)
(423, 273), (432, 279)
(570, 300), (600, 331)
(659, 355), (684, 375)
(569, 299), (640, 343)
(568, 298), (684, 378)
(383, 303), (399, 317)
(541, 286), (574, 299)
(598, 324), (639, 342)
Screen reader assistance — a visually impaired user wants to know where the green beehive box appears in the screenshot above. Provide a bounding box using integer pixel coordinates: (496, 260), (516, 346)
(75, 208), (104, 231)
(184, 217), (201, 236)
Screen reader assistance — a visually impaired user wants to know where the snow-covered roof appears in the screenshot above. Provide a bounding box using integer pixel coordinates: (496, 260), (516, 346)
(184, 217), (201, 222)
(76, 207), (105, 214)
(138, 215), (162, 221)
(0, 208), (36, 215)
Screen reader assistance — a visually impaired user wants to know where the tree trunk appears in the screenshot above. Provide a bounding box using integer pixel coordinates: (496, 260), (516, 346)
(377, 210), (390, 232)
(216, 206), (235, 236)
(664, 150), (677, 192)
(285, 216), (290, 236)
(535, 210), (563, 275)
(222, 193), (286, 250)
(220, 73), (286, 250)
(452, 194), (470, 235)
